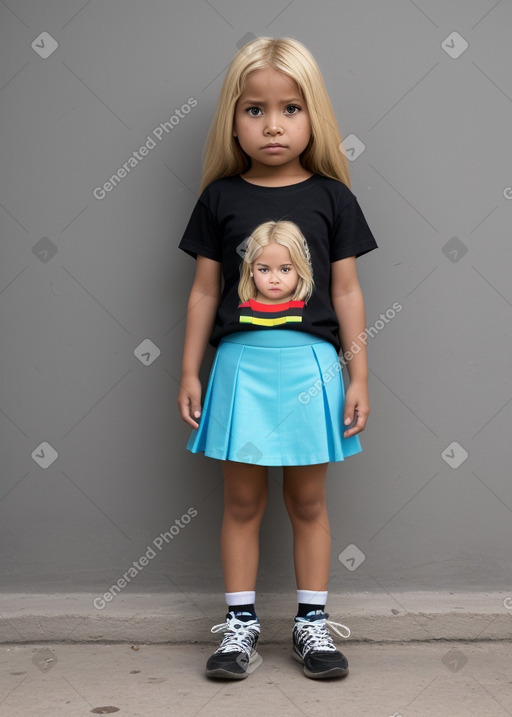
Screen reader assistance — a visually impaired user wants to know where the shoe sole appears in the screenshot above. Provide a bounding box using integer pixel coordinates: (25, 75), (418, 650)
(206, 651), (261, 680)
(291, 649), (349, 679)
(206, 666), (249, 680)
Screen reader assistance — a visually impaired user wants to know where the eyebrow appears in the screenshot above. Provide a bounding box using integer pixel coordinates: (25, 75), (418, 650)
(255, 262), (293, 267)
(239, 98), (302, 106)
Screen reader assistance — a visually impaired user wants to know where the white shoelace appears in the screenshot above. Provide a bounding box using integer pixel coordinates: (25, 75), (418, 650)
(295, 616), (351, 654)
(210, 615), (260, 654)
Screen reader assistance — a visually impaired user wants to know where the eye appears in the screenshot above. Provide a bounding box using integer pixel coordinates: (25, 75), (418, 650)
(246, 107), (262, 116)
(281, 267), (291, 273)
(285, 105), (301, 115)
(257, 267), (268, 273)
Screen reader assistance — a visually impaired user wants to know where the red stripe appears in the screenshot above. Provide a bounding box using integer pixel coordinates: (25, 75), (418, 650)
(238, 298), (304, 313)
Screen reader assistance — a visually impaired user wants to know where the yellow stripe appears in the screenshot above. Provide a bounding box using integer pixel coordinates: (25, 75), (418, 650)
(239, 316), (302, 326)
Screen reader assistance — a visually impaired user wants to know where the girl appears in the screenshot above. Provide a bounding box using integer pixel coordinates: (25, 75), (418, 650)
(177, 36), (378, 680)
(238, 219), (314, 326)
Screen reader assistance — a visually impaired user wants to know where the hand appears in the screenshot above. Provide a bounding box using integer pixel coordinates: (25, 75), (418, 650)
(343, 380), (369, 437)
(177, 375), (203, 429)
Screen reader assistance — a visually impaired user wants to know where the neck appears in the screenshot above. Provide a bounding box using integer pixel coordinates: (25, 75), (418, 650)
(241, 162), (313, 187)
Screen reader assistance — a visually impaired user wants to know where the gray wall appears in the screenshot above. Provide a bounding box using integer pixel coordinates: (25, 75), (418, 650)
(1, 1), (511, 601)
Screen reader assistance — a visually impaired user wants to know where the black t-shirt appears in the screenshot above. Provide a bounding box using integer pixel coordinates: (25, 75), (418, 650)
(178, 174), (378, 353)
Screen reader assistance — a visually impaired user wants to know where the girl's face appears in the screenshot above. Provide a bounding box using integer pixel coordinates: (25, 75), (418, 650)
(251, 243), (299, 304)
(233, 67), (311, 177)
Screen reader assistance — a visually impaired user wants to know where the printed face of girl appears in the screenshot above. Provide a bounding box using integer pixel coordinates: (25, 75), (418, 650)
(233, 67), (311, 177)
(251, 243), (299, 304)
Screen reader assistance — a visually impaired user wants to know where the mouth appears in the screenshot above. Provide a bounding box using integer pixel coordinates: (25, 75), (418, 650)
(262, 143), (285, 149)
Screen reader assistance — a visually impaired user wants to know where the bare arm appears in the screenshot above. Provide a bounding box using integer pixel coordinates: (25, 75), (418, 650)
(330, 256), (369, 437)
(177, 255), (222, 428)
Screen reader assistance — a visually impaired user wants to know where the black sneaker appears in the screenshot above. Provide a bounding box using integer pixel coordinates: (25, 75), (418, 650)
(206, 611), (261, 679)
(292, 609), (350, 679)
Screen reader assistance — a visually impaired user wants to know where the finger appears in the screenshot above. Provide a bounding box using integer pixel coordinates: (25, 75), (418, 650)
(178, 397), (200, 429)
(343, 410), (368, 437)
(184, 412), (200, 429)
(190, 400), (202, 421)
(343, 403), (357, 429)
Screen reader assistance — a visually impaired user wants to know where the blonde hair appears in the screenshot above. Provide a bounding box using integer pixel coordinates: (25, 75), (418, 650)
(239, 220), (314, 302)
(200, 37), (351, 192)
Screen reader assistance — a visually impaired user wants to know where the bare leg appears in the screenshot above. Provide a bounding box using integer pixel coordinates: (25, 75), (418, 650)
(220, 460), (268, 593)
(282, 463), (330, 592)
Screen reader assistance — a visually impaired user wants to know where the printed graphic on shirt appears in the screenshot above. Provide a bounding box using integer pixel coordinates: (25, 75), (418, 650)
(238, 298), (305, 326)
(178, 175), (378, 351)
(236, 219), (314, 327)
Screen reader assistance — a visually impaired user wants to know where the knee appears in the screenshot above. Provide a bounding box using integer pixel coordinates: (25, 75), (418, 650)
(225, 492), (266, 523)
(284, 493), (326, 523)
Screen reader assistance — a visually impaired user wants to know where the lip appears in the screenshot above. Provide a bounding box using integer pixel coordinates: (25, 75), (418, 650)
(262, 143), (286, 151)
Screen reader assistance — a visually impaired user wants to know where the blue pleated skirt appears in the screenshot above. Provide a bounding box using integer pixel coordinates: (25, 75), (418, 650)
(186, 330), (362, 466)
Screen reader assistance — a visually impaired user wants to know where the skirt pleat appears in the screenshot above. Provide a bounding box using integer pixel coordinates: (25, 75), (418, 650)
(186, 330), (362, 466)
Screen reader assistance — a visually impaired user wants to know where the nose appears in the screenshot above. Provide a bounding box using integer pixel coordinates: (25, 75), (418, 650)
(265, 112), (283, 135)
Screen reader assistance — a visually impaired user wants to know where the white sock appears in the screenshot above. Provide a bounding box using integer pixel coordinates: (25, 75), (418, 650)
(297, 589), (328, 607)
(225, 590), (256, 607)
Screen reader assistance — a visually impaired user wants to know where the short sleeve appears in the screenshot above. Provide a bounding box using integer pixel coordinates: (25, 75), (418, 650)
(178, 192), (222, 261)
(330, 196), (378, 262)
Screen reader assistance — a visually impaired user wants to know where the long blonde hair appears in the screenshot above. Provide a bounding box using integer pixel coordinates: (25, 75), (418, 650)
(200, 37), (351, 192)
(238, 220), (314, 303)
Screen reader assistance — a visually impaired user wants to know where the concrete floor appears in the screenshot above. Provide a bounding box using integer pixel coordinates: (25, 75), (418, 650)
(1, 641), (512, 716)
